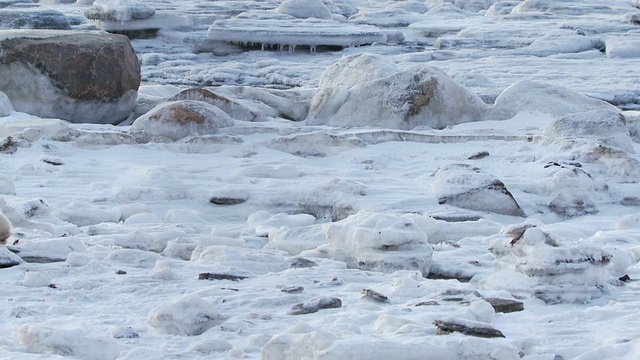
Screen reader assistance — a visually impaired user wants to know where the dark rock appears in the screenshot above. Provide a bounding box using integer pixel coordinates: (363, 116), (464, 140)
(484, 298), (524, 313)
(619, 274), (631, 282)
(415, 300), (439, 306)
(361, 289), (389, 303)
(0, 9), (71, 30)
(198, 272), (248, 281)
(115, 270), (127, 275)
(467, 150), (489, 160)
(288, 297), (342, 315)
(289, 257), (318, 268)
(281, 285), (304, 294)
(621, 197), (640, 206)
(0, 136), (17, 154)
(0, 30), (140, 124)
(434, 318), (505, 338)
(209, 196), (246, 205)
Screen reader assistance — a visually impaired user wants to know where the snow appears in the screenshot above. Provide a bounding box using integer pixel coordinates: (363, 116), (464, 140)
(1, 0), (640, 359)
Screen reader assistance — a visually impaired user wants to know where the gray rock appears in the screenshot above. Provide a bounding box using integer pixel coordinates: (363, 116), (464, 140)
(198, 273), (247, 281)
(484, 298), (524, 313)
(434, 318), (505, 338)
(288, 297), (342, 315)
(0, 9), (70, 30)
(361, 289), (389, 303)
(281, 285), (304, 294)
(0, 30), (140, 124)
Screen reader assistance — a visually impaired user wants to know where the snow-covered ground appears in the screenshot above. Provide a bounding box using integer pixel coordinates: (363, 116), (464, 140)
(2, 0), (640, 359)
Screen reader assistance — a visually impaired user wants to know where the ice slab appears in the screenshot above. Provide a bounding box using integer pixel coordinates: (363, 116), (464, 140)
(207, 11), (386, 51)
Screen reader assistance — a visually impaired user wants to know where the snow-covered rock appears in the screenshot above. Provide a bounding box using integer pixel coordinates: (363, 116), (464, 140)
(207, 11), (386, 52)
(84, 0), (156, 21)
(308, 63), (488, 129)
(316, 211), (433, 275)
(147, 293), (226, 336)
(275, 0), (333, 20)
(433, 164), (524, 217)
(542, 109), (634, 153)
(18, 322), (120, 360)
(0, 30), (140, 124)
(318, 53), (398, 88)
(538, 164), (601, 217)
(524, 31), (604, 57)
(0, 211), (10, 244)
(605, 37), (640, 58)
(486, 80), (621, 120)
(0, 9), (70, 30)
(167, 88), (263, 122)
(130, 100), (235, 141)
(0, 91), (13, 117)
(487, 225), (613, 303)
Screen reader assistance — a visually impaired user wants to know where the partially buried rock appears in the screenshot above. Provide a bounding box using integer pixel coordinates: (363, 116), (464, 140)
(361, 288), (389, 303)
(0, 246), (22, 269)
(0, 30), (140, 124)
(130, 100), (235, 141)
(484, 298), (524, 313)
(168, 88), (263, 122)
(434, 164), (524, 217)
(198, 272), (247, 281)
(288, 297), (342, 315)
(434, 318), (505, 338)
(281, 285), (304, 294)
(147, 294), (226, 336)
(0, 9), (71, 30)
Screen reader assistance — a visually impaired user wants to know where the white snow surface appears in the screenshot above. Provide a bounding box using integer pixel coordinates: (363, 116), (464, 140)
(1, 0), (640, 359)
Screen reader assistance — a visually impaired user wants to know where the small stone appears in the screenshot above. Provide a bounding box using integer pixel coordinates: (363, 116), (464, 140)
(107, 326), (139, 339)
(361, 289), (389, 303)
(415, 300), (439, 306)
(209, 196), (246, 205)
(434, 319), (505, 338)
(467, 151), (489, 160)
(484, 298), (524, 313)
(115, 270), (127, 275)
(281, 286), (304, 294)
(198, 273), (248, 281)
(288, 297), (342, 315)
(619, 274), (631, 282)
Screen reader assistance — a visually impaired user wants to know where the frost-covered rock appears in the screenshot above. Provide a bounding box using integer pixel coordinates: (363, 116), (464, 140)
(317, 211), (433, 275)
(0, 9), (70, 30)
(0, 30), (140, 124)
(0, 91), (13, 117)
(147, 293), (226, 336)
(541, 165), (600, 217)
(542, 109), (634, 153)
(605, 37), (640, 59)
(207, 11), (386, 52)
(433, 164), (524, 217)
(191, 245), (290, 275)
(84, 0), (156, 21)
(524, 31), (604, 57)
(318, 53), (398, 89)
(0, 211), (10, 244)
(308, 63), (488, 130)
(131, 100), (235, 141)
(275, 0), (333, 20)
(0, 246), (21, 268)
(167, 88), (263, 122)
(486, 80), (621, 120)
(18, 322), (120, 360)
(487, 225), (613, 303)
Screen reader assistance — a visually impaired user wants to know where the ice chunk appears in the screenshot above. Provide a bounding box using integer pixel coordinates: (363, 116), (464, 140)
(275, 0), (332, 20)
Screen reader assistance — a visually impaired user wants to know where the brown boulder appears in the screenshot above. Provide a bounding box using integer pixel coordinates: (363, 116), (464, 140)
(0, 30), (140, 124)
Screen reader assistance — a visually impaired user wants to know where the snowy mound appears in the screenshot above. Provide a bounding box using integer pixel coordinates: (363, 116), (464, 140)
(0, 91), (13, 117)
(147, 294), (226, 336)
(308, 59), (488, 129)
(314, 211), (433, 275)
(207, 11), (386, 52)
(275, 0), (333, 20)
(486, 80), (621, 120)
(130, 100), (235, 141)
(318, 52), (398, 88)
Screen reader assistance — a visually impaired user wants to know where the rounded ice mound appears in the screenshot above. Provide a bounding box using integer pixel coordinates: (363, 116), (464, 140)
(308, 62), (488, 129)
(0, 30), (140, 124)
(542, 109), (634, 153)
(318, 52), (398, 88)
(486, 80), (621, 120)
(275, 0), (332, 20)
(318, 211), (433, 275)
(84, 0), (156, 21)
(130, 100), (235, 141)
(147, 293), (226, 336)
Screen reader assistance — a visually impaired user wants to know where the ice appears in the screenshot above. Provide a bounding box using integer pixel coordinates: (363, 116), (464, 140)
(0, 91), (12, 117)
(0, 210), (10, 243)
(275, 0), (333, 20)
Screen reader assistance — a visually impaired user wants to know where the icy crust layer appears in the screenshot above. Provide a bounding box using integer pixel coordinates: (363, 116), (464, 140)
(207, 11), (386, 50)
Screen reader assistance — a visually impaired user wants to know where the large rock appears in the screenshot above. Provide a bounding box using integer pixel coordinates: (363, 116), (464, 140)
(486, 80), (620, 120)
(0, 30), (140, 124)
(307, 63), (488, 129)
(0, 9), (71, 30)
